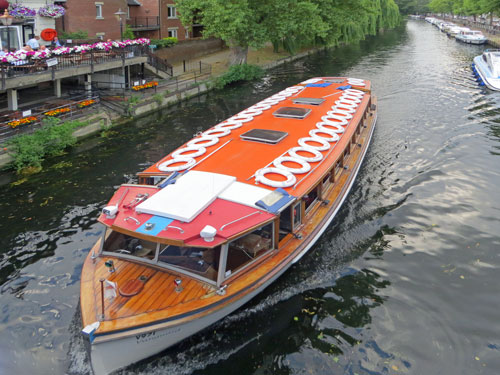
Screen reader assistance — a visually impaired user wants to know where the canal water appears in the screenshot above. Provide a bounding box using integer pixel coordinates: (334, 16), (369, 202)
(0, 19), (499, 375)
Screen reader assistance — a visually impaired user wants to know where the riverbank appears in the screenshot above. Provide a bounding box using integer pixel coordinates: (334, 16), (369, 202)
(0, 44), (324, 171)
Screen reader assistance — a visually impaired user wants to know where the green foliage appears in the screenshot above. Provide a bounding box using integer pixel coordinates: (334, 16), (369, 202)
(176, 0), (400, 64)
(215, 64), (264, 89)
(6, 118), (86, 172)
(122, 25), (135, 40)
(150, 37), (178, 48)
(59, 30), (89, 40)
(153, 93), (163, 106)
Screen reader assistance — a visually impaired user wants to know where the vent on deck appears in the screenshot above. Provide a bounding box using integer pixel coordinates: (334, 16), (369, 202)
(273, 107), (311, 119)
(240, 129), (288, 144)
(292, 98), (325, 106)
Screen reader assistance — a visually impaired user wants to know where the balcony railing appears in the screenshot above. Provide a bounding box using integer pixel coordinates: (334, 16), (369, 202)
(0, 45), (148, 89)
(126, 17), (160, 29)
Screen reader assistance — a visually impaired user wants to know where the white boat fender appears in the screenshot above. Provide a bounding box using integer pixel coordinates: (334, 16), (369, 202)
(228, 114), (254, 123)
(331, 105), (356, 114)
(188, 136), (219, 148)
(273, 156), (311, 174)
(344, 89), (365, 96)
(158, 157), (196, 172)
(340, 94), (362, 103)
(255, 167), (297, 188)
(288, 146), (323, 162)
(82, 321), (100, 343)
(335, 100), (358, 108)
(297, 136), (330, 151)
(309, 128), (340, 142)
(172, 146), (207, 159)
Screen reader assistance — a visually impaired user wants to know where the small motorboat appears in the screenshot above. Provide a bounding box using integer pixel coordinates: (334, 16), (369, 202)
(79, 77), (377, 374)
(446, 25), (470, 37)
(473, 50), (500, 90)
(455, 30), (488, 45)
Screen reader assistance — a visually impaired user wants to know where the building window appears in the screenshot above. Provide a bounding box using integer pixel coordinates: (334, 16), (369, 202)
(95, 3), (103, 19)
(185, 30), (189, 39)
(127, 6), (130, 19)
(96, 32), (105, 40)
(168, 28), (178, 38)
(167, 5), (176, 19)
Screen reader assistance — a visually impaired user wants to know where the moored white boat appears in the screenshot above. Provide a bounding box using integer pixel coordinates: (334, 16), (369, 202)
(455, 30), (488, 44)
(79, 77), (377, 374)
(473, 50), (500, 90)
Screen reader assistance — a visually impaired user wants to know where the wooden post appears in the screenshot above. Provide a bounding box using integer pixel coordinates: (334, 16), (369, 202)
(99, 278), (105, 320)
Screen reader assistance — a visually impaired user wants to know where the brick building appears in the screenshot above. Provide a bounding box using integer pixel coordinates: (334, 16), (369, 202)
(55, 0), (128, 41)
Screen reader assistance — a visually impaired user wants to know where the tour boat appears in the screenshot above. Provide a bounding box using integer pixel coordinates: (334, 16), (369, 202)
(80, 77), (377, 374)
(473, 50), (500, 90)
(455, 30), (487, 45)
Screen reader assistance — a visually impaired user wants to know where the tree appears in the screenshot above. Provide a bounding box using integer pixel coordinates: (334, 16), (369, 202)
(176, 0), (400, 66)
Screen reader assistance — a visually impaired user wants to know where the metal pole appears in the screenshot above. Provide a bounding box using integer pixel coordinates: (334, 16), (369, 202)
(120, 19), (123, 41)
(7, 27), (10, 52)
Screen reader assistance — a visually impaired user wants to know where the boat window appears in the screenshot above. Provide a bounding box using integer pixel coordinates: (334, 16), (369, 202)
(102, 229), (157, 260)
(158, 245), (220, 281)
(225, 222), (274, 278)
(304, 186), (319, 213)
(293, 202), (302, 229)
(322, 171), (333, 191)
(273, 107), (311, 119)
(279, 206), (293, 241)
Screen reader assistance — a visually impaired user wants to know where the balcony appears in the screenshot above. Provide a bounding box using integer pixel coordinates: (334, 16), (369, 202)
(126, 17), (160, 31)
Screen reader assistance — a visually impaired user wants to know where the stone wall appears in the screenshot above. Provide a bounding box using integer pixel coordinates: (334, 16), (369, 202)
(155, 38), (226, 64)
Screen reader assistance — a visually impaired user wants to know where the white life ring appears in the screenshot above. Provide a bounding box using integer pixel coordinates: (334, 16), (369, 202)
(158, 157), (195, 172)
(297, 136), (330, 151)
(317, 121), (345, 133)
(340, 95), (362, 103)
(335, 100), (357, 108)
(344, 89), (364, 96)
(203, 128), (231, 138)
(255, 167), (296, 188)
(249, 104), (272, 111)
(270, 95), (287, 101)
(348, 80), (366, 87)
(273, 156), (311, 174)
(331, 105), (356, 114)
(188, 136), (219, 148)
(289, 146), (323, 162)
(260, 99), (280, 106)
(230, 114), (254, 123)
(310, 128), (340, 142)
(215, 121), (243, 130)
(328, 110), (353, 120)
(240, 109), (263, 116)
(171, 146), (206, 159)
(322, 114), (350, 125)
(301, 78), (323, 84)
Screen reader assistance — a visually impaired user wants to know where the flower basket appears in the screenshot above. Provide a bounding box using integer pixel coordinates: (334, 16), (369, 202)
(8, 116), (38, 129)
(132, 81), (159, 91)
(44, 107), (70, 117)
(9, 5), (37, 18)
(38, 5), (65, 18)
(77, 99), (97, 108)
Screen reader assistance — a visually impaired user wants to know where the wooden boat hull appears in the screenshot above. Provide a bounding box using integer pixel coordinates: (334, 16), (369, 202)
(80, 78), (378, 374)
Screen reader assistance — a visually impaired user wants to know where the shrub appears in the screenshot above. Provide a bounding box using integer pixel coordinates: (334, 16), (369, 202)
(6, 118), (86, 172)
(122, 25), (135, 40)
(150, 37), (178, 49)
(59, 30), (89, 40)
(215, 64), (264, 89)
